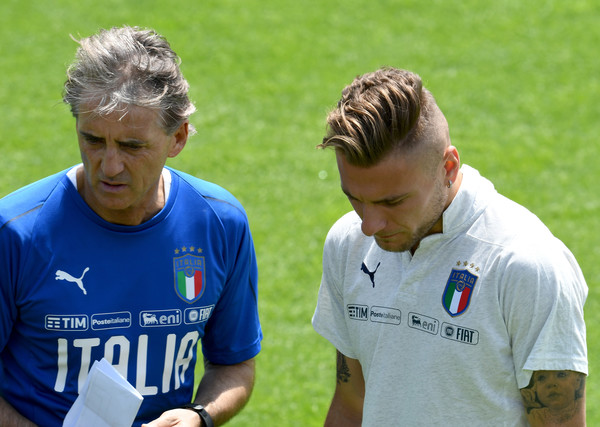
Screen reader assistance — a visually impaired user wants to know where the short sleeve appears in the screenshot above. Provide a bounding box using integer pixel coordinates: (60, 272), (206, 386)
(501, 239), (588, 388)
(200, 213), (262, 365)
(312, 214), (359, 359)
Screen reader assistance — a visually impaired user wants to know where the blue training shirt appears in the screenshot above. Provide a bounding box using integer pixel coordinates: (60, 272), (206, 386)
(0, 166), (262, 425)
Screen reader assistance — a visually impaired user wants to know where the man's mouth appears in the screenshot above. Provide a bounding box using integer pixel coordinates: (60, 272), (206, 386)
(100, 180), (127, 192)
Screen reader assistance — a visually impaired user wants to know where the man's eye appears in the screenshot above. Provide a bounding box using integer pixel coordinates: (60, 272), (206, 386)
(84, 136), (103, 144)
(118, 140), (145, 150)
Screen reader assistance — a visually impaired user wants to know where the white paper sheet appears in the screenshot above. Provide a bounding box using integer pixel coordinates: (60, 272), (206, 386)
(63, 358), (143, 427)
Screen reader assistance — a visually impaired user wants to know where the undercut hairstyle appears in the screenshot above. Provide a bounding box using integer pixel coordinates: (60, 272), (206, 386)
(63, 25), (196, 135)
(319, 68), (441, 167)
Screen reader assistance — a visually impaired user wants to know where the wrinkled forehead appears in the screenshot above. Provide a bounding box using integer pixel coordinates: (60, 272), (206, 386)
(76, 102), (164, 133)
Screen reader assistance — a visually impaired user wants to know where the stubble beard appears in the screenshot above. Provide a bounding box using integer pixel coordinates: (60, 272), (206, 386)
(374, 179), (448, 253)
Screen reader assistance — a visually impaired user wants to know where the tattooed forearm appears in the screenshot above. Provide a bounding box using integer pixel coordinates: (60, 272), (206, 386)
(336, 351), (351, 384)
(520, 370), (586, 425)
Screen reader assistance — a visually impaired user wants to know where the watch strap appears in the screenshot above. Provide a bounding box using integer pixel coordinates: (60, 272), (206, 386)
(181, 403), (214, 427)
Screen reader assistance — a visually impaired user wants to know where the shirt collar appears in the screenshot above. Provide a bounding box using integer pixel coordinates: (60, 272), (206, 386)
(442, 164), (495, 234)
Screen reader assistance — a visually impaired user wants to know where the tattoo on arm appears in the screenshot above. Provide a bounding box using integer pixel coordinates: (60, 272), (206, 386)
(520, 370), (585, 424)
(336, 351), (351, 384)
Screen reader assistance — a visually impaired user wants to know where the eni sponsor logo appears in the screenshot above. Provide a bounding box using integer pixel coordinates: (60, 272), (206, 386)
(139, 309), (182, 327)
(441, 322), (479, 345)
(370, 306), (401, 325)
(408, 312), (439, 335)
(91, 311), (132, 330)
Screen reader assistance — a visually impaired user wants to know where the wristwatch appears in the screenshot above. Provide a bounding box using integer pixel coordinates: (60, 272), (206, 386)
(181, 403), (214, 427)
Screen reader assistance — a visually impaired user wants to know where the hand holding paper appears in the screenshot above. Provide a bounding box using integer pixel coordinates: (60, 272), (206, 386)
(63, 358), (143, 427)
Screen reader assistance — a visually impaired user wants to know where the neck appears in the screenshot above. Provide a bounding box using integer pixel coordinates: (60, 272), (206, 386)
(445, 170), (463, 209)
(76, 167), (166, 226)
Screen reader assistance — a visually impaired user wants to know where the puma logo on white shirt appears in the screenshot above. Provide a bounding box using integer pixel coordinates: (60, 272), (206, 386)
(55, 267), (90, 295)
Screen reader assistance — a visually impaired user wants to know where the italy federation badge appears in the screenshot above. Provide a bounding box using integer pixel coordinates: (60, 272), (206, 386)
(174, 253), (205, 303)
(442, 268), (478, 317)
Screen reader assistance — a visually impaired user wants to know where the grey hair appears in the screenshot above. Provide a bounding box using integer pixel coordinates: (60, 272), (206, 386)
(63, 25), (196, 135)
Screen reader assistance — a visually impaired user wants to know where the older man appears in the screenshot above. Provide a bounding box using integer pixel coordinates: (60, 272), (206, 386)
(0, 26), (261, 427)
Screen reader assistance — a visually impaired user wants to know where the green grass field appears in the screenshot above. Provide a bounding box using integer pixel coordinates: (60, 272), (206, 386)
(1, 0), (598, 424)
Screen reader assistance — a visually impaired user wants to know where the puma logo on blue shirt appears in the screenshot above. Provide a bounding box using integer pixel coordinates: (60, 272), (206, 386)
(55, 267), (90, 295)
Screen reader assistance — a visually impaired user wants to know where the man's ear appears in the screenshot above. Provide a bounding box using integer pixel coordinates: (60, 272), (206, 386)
(443, 145), (460, 182)
(168, 121), (189, 158)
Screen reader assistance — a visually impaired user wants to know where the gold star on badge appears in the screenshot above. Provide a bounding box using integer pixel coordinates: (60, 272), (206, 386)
(174, 248), (180, 254)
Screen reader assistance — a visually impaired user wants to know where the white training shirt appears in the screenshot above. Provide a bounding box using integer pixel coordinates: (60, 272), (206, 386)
(312, 165), (587, 426)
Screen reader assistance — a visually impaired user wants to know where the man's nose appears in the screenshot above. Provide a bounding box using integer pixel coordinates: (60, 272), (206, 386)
(360, 204), (386, 236)
(101, 145), (125, 177)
